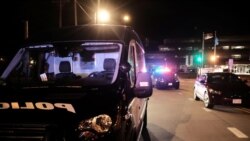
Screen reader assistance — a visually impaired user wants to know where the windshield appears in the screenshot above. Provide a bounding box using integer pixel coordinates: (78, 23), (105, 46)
(3, 42), (122, 87)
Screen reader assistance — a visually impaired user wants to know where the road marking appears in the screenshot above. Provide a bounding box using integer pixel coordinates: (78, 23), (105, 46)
(203, 107), (212, 112)
(227, 127), (248, 138)
(178, 92), (182, 95)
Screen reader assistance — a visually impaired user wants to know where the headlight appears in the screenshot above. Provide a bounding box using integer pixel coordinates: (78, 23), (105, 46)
(208, 88), (222, 95)
(77, 114), (112, 140)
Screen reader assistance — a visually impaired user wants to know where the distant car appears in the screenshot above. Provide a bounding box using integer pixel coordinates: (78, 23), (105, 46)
(194, 72), (250, 108)
(151, 66), (179, 89)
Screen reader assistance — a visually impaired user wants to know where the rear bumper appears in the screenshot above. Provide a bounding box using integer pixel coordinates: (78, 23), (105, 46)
(155, 80), (179, 88)
(211, 95), (249, 106)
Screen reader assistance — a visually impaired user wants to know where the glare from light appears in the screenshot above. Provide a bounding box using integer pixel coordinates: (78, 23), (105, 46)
(30, 59), (35, 64)
(155, 67), (171, 73)
(210, 55), (216, 62)
(123, 15), (130, 23)
(97, 9), (110, 23)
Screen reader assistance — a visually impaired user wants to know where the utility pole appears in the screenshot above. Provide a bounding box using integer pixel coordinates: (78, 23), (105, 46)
(214, 31), (217, 57)
(59, 0), (62, 28)
(74, 0), (77, 26)
(52, 0), (69, 28)
(24, 20), (29, 40)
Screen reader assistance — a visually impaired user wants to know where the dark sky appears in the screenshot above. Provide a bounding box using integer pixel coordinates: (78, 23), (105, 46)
(0, 0), (250, 55)
(129, 0), (250, 39)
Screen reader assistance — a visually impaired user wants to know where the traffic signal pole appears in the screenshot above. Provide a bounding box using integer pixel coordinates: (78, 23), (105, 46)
(214, 31), (217, 58)
(202, 32), (205, 68)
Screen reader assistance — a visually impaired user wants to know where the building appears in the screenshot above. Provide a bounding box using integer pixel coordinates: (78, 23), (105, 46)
(145, 35), (250, 74)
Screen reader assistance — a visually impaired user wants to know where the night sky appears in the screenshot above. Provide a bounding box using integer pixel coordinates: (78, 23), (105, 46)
(0, 0), (250, 56)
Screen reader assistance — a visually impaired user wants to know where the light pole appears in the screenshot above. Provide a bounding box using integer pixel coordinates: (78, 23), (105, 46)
(96, 0), (100, 24)
(202, 32), (214, 68)
(214, 31), (217, 59)
(24, 20), (29, 40)
(202, 32), (205, 68)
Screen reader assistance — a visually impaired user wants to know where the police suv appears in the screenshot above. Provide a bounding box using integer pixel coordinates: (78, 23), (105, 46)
(0, 24), (152, 141)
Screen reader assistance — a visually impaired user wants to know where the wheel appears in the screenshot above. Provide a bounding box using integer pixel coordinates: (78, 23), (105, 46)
(193, 88), (200, 100)
(204, 92), (213, 108)
(143, 109), (147, 129)
(174, 82), (179, 89)
(152, 78), (156, 88)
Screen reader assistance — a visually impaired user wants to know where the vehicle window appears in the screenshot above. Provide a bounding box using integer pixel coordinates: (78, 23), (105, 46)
(134, 42), (146, 73)
(229, 74), (241, 82)
(207, 73), (241, 83)
(6, 43), (122, 86)
(208, 74), (225, 83)
(128, 40), (136, 87)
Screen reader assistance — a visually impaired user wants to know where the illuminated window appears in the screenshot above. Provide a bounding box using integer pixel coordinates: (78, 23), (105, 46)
(231, 54), (241, 59)
(231, 46), (245, 49)
(159, 47), (175, 51)
(186, 46), (193, 51)
(222, 46), (229, 50)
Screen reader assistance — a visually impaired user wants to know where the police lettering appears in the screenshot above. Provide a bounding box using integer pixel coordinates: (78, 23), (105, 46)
(0, 102), (76, 113)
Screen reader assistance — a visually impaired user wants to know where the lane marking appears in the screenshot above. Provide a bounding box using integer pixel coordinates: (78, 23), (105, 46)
(227, 127), (248, 138)
(203, 107), (212, 112)
(188, 98), (194, 101)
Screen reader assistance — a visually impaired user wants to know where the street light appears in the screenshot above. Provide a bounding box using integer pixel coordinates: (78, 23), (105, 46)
(210, 55), (219, 66)
(97, 9), (110, 23)
(123, 14), (130, 23)
(210, 55), (216, 62)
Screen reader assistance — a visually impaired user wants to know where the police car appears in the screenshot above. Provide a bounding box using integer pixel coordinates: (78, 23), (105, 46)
(0, 24), (152, 141)
(151, 66), (180, 89)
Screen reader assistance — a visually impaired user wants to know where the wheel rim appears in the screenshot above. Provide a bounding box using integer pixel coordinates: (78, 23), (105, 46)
(204, 93), (209, 107)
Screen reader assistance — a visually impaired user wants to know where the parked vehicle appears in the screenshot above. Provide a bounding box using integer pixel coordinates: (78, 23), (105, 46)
(151, 66), (179, 89)
(193, 72), (250, 108)
(0, 24), (152, 141)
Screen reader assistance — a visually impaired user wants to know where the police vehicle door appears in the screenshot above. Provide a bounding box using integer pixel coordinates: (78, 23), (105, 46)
(127, 39), (147, 134)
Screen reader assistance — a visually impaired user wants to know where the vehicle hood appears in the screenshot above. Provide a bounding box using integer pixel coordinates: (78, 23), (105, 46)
(0, 87), (120, 125)
(207, 82), (250, 96)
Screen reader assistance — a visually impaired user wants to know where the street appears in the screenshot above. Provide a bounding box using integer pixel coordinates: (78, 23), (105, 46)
(140, 78), (250, 141)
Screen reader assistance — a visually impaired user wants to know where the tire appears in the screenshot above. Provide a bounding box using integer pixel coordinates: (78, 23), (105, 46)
(143, 109), (147, 129)
(204, 92), (214, 108)
(174, 83), (180, 89)
(193, 88), (200, 100)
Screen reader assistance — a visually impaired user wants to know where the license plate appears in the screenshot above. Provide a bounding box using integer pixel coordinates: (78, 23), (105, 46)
(232, 99), (242, 104)
(168, 83), (173, 86)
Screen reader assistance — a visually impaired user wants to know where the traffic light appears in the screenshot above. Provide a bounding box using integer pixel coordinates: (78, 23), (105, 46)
(194, 53), (203, 64)
(196, 55), (202, 63)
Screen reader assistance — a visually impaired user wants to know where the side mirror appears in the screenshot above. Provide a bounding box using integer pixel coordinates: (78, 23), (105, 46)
(134, 72), (153, 98)
(200, 79), (206, 84)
